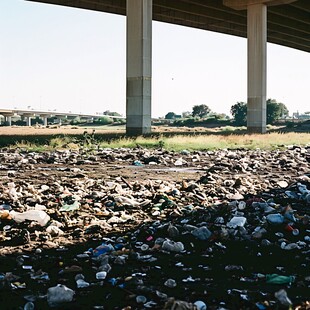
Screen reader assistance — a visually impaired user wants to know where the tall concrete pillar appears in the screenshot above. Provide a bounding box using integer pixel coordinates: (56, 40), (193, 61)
(247, 3), (267, 133)
(223, 0), (296, 133)
(126, 0), (152, 135)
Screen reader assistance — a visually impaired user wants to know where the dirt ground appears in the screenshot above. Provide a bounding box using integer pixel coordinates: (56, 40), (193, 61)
(0, 125), (215, 136)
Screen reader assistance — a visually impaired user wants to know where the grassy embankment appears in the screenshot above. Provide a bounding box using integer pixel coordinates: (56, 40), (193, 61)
(4, 131), (310, 152)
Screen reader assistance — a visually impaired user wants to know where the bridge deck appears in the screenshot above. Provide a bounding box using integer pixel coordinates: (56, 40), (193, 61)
(26, 0), (310, 52)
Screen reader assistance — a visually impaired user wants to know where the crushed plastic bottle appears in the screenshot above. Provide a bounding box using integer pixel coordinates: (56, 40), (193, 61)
(280, 242), (299, 250)
(75, 274), (90, 288)
(92, 243), (115, 257)
(162, 240), (184, 252)
(47, 284), (75, 307)
(96, 271), (107, 280)
(164, 278), (177, 288)
(227, 216), (247, 228)
(266, 213), (284, 224)
(136, 295), (147, 304)
(275, 289), (292, 306)
(191, 226), (212, 240)
(225, 265), (244, 271)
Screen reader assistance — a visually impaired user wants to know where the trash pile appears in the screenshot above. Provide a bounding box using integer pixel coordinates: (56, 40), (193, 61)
(0, 146), (309, 309)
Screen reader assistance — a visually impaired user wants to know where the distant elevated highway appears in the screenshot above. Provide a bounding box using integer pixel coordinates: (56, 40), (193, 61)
(25, 0), (310, 134)
(0, 108), (124, 126)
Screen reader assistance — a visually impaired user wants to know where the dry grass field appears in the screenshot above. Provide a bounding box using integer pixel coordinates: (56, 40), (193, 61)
(0, 124), (309, 151)
(0, 125), (125, 136)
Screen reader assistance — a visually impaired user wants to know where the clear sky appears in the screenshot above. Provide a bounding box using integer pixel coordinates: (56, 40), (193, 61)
(0, 0), (309, 117)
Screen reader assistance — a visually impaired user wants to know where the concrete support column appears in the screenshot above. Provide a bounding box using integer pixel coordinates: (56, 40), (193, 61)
(247, 3), (267, 133)
(5, 116), (12, 126)
(26, 116), (32, 126)
(224, 0), (297, 133)
(43, 116), (48, 126)
(126, 0), (152, 135)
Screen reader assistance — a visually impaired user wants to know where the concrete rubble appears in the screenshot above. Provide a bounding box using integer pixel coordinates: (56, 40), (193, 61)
(0, 146), (309, 309)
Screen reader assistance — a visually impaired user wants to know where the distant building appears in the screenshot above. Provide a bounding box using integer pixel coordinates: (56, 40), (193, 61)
(292, 112), (310, 120)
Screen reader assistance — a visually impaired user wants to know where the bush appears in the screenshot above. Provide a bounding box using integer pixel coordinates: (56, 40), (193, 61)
(95, 116), (113, 125)
(285, 121), (295, 129)
(13, 120), (26, 126)
(230, 102), (247, 126)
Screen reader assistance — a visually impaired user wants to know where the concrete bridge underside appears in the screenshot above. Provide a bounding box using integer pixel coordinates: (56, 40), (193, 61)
(27, 0), (310, 135)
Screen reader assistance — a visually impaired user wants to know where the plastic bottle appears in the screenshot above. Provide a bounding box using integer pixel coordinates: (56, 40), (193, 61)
(227, 216), (247, 228)
(292, 228), (300, 236)
(164, 278), (177, 288)
(162, 240), (184, 252)
(92, 243), (115, 257)
(281, 242), (299, 250)
(76, 278), (90, 288)
(284, 224), (299, 235)
(96, 271), (107, 280)
(75, 274), (89, 288)
(47, 284), (75, 307)
(194, 301), (207, 310)
(191, 226), (212, 240)
(24, 302), (35, 310)
(136, 295), (147, 304)
(266, 213), (284, 224)
(140, 244), (149, 251)
(10, 210), (50, 226)
(275, 289), (292, 306)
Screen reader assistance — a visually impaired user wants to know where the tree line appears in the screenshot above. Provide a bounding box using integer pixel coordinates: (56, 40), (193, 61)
(165, 99), (289, 125)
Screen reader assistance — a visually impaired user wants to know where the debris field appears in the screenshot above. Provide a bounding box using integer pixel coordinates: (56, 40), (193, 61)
(0, 146), (309, 309)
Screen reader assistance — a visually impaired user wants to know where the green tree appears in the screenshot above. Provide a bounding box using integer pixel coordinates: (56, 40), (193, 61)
(192, 104), (211, 118)
(266, 99), (289, 124)
(230, 99), (289, 125)
(230, 102), (247, 125)
(165, 112), (177, 119)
